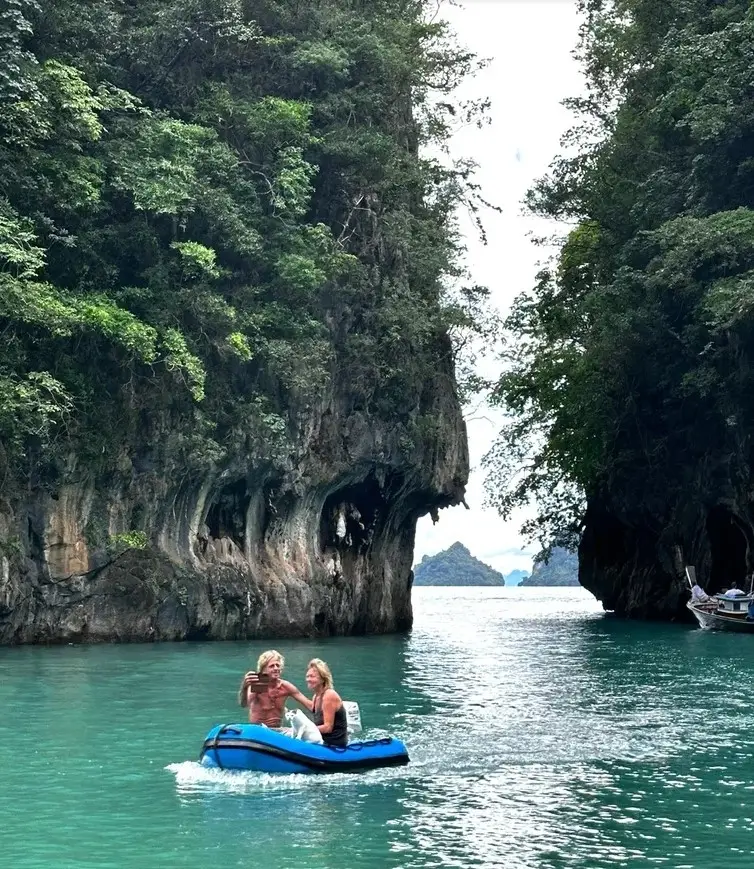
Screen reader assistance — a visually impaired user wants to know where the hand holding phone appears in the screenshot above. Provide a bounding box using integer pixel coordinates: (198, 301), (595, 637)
(243, 671), (271, 693)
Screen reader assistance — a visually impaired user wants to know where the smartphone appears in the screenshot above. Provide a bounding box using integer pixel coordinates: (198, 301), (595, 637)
(248, 672), (271, 692)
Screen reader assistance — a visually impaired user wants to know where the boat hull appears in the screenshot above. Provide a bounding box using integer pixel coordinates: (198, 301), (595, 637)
(199, 724), (410, 774)
(687, 601), (754, 632)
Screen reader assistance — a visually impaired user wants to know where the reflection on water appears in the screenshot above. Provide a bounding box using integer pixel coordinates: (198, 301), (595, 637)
(3, 587), (754, 868)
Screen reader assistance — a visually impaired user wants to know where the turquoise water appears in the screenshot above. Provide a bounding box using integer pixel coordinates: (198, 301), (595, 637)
(2, 587), (754, 868)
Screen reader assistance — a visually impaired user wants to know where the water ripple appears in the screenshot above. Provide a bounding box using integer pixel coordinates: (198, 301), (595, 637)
(5, 587), (754, 868)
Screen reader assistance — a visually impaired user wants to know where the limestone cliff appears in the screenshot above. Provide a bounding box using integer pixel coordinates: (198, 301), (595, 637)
(487, 1), (754, 623)
(0, 353), (468, 643)
(0, 0), (477, 643)
(578, 498), (752, 620)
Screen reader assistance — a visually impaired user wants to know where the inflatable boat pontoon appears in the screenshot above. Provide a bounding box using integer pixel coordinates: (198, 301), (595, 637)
(200, 723), (410, 774)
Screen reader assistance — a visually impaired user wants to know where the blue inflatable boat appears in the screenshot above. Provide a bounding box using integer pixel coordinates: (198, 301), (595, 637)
(199, 723), (410, 774)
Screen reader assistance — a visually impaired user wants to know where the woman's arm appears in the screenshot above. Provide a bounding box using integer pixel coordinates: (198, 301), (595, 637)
(316, 689), (341, 734)
(281, 680), (313, 712)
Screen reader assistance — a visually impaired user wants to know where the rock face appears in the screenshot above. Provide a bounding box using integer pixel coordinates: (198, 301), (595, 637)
(578, 497), (752, 619)
(0, 355), (468, 644)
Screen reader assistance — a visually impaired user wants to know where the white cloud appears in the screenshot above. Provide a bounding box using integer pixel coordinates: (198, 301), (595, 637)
(414, 1), (585, 574)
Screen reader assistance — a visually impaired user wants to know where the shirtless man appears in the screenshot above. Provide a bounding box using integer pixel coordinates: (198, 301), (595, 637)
(238, 649), (311, 729)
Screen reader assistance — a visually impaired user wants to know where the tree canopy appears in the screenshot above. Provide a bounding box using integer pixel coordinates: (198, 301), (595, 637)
(0, 0), (489, 484)
(486, 0), (754, 550)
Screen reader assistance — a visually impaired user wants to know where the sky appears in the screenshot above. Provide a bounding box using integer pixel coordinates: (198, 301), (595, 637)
(413, 0), (586, 578)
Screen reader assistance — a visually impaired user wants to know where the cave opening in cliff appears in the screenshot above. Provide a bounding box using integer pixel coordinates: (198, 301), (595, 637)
(205, 480), (249, 551)
(706, 506), (749, 593)
(319, 472), (391, 554)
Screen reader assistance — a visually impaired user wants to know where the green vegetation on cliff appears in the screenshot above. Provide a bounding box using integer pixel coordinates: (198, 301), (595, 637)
(520, 548), (578, 587)
(0, 0), (488, 486)
(413, 542), (505, 586)
(485, 0), (754, 560)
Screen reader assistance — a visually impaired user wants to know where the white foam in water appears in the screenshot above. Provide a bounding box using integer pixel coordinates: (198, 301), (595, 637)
(166, 760), (317, 794)
(166, 746), (410, 795)
(165, 727), (410, 795)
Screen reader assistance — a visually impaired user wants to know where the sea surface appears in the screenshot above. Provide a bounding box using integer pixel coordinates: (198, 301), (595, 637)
(2, 586), (754, 869)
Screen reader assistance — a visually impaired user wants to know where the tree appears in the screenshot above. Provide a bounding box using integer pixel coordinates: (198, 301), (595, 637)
(0, 0), (491, 486)
(486, 0), (754, 561)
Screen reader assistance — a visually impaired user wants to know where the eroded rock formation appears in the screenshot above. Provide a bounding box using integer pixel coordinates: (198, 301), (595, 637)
(0, 0), (478, 644)
(579, 498), (754, 619)
(0, 359), (467, 644)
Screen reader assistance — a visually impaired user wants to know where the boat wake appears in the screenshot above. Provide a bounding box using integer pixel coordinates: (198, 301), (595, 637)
(166, 753), (410, 795)
(166, 760), (315, 794)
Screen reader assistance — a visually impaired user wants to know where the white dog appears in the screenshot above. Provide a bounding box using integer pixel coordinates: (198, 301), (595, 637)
(286, 709), (323, 744)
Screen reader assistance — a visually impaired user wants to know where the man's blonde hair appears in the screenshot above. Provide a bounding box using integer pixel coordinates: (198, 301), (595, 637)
(257, 649), (284, 673)
(307, 658), (334, 690)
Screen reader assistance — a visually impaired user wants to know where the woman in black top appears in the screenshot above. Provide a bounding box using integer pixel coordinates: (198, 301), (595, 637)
(305, 658), (348, 747)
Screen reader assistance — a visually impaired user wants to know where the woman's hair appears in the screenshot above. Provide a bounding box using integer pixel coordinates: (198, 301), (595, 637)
(257, 649), (284, 673)
(307, 658), (333, 690)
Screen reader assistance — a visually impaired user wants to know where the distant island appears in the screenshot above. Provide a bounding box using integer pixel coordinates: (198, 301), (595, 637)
(412, 542), (579, 587)
(504, 569), (529, 587)
(413, 542), (525, 586)
(520, 547), (579, 586)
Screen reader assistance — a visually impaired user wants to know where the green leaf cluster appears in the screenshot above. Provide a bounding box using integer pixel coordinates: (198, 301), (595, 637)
(487, 0), (754, 546)
(107, 530), (149, 557)
(0, 0), (488, 480)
